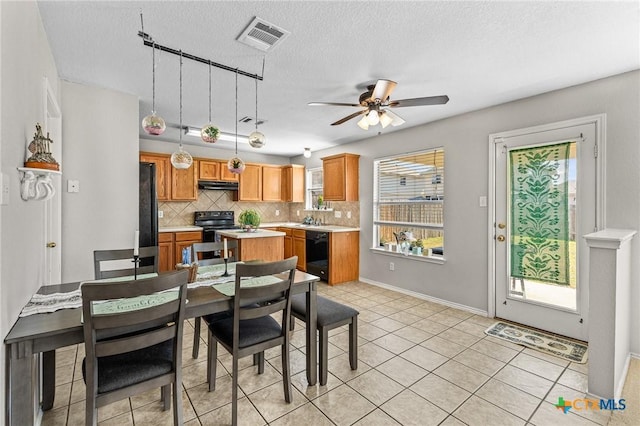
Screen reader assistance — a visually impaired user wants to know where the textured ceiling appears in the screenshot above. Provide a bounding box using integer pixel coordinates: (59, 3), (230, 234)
(37, 1), (639, 157)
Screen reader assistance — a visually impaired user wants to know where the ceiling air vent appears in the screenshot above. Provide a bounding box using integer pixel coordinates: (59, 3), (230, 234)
(237, 17), (290, 52)
(239, 116), (267, 125)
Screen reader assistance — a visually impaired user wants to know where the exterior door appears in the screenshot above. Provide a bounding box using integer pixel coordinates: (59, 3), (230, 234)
(43, 77), (62, 285)
(491, 116), (603, 341)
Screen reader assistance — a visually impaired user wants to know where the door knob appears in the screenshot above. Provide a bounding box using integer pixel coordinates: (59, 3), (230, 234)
(498, 223), (506, 229)
(46, 242), (57, 248)
(496, 235), (505, 242)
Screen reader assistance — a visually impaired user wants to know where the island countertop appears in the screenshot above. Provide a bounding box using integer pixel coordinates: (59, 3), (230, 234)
(216, 229), (286, 239)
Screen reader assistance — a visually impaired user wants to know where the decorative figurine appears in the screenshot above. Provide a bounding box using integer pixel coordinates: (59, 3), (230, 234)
(25, 123), (59, 171)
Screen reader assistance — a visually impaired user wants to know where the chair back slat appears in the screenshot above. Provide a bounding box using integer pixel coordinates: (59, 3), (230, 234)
(95, 325), (176, 358)
(239, 299), (288, 321)
(192, 241), (238, 266)
(91, 300), (180, 330)
(93, 246), (158, 279)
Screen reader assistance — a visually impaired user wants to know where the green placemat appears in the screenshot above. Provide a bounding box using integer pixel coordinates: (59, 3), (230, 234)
(214, 276), (282, 297)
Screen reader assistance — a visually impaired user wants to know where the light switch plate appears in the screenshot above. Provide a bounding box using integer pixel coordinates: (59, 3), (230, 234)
(334, 211), (342, 218)
(67, 179), (80, 193)
(479, 196), (487, 207)
(275, 209), (280, 216)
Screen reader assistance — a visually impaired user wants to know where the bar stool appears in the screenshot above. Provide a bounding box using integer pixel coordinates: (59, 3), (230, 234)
(290, 294), (358, 385)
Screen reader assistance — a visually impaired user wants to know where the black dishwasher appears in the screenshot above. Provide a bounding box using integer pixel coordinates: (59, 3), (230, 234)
(306, 231), (329, 281)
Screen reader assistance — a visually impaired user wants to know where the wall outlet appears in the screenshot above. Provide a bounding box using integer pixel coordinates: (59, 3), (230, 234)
(67, 179), (80, 193)
(334, 211), (342, 218)
(275, 209), (280, 216)
(347, 211), (352, 219)
(296, 210), (300, 216)
(158, 210), (164, 218)
(389, 262), (395, 271)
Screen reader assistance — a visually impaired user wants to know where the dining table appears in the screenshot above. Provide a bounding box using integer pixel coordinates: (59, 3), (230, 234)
(4, 266), (319, 426)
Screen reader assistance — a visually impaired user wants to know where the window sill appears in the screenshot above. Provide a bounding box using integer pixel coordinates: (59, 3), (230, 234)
(303, 208), (334, 212)
(370, 247), (446, 264)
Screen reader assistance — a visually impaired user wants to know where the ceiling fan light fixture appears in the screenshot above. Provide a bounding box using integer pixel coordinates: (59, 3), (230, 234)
(367, 109), (380, 125)
(357, 116), (369, 130)
(303, 147), (311, 158)
(379, 111), (393, 128)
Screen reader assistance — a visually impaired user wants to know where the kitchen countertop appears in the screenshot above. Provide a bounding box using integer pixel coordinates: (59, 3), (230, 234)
(260, 222), (360, 233)
(159, 226), (203, 233)
(216, 229), (286, 239)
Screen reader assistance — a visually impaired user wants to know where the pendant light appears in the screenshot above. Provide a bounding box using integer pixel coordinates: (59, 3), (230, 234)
(228, 69), (245, 174)
(248, 77), (265, 148)
(171, 50), (193, 169)
(201, 60), (220, 143)
(142, 42), (166, 135)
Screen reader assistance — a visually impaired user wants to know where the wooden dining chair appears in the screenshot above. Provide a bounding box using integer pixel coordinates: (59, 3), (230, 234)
(93, 246), (158, 279)
(80, 270), (188, 426)
(207, 257), (298, 426)
(190, 240), (238, 359)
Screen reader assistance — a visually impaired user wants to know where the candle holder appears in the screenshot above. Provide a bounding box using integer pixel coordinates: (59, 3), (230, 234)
(221, 258), (230, 277)
(132, 255), (140, 280)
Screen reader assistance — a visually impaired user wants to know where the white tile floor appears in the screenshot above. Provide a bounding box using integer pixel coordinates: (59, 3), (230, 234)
(41, 280), (635, 425)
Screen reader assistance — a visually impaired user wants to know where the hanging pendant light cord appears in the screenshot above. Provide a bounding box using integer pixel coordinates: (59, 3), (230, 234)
(152, 42), (156, 112)
(208, 60), (212, 123)
(254, 78), (258, 131)
(179, 50), (183, 147)
(235, 69), (238, 155)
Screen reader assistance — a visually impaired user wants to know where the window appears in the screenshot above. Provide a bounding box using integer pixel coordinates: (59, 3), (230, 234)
(306, 167), (323, 209)
(373, 148), (444, 257)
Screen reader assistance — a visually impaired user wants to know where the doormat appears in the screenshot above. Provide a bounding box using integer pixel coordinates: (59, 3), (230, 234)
(485, 322), (588, 363)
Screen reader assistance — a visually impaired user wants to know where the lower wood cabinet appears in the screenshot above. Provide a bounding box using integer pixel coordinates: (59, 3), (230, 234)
(158, 231), (202, 272)
(279, 227), (293, 259)
(329, 231), (359, 285)
(292, 229), (306, 271)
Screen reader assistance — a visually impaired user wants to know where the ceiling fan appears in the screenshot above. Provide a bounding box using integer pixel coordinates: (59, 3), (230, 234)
(309, 79), (449, 130)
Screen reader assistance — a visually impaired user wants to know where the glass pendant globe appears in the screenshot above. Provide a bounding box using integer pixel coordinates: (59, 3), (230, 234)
(367, 109), (380, 125)
(227, 156), (246, 174)
(248, 131), (266, 148)
(141, 112), (166, 135)
(171, 146), (193, 169)
(201, 124), (220, 143)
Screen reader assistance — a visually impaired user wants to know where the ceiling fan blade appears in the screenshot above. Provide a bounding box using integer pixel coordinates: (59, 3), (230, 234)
(383, 110), (406, 127)
(370, 79), (397, 103)
(309, 102), (361, 107)
(331, 110), (367, 126)
(388, 95), (449, 108)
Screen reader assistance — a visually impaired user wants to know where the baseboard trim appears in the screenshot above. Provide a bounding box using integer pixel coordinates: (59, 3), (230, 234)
(359, 276), (488, 317)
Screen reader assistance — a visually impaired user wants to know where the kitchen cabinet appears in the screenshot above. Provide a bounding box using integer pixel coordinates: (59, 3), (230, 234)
(219, 162), (239, 182)
(322, 153), (360, 201)
(237, 163), (262, 201)
(281, 165), (305, 202)
(140, 152), (171, 201)
(198, 159), (220, 180)
(158, 232), (174, 272)
(292, 229), (306, 271)
(158, 230), (202, 272)
(279, 227), (293, 259)
(140, 152), (198, 201)
(262, 165), (282, 201)
(328, 231), (359, 284)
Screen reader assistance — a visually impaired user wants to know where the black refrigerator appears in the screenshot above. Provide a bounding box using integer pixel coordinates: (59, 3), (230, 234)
(139, 162), (158, 248)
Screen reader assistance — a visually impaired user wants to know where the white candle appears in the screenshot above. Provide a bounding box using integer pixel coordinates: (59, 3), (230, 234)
(223, 238), (228, 259)
(134, 230), (140, 256)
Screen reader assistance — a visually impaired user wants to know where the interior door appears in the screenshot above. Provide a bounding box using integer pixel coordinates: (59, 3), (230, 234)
(43, 77), (62, 285)
(493, 118), (601, 341)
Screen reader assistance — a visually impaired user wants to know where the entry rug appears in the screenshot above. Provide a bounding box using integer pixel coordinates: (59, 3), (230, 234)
(485, 322), (588, 363)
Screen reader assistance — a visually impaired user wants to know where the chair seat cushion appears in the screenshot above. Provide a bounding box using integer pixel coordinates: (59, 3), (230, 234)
(291, 294), (358, 327)
(82, 339), (173, 394)
(209, 315), (282, 349)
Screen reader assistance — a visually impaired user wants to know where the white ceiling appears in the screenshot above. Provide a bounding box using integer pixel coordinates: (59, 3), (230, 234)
(37, 1), (639, 157)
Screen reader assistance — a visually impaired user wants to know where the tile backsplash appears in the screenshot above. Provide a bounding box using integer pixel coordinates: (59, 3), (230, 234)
(159, 189), (360, 228)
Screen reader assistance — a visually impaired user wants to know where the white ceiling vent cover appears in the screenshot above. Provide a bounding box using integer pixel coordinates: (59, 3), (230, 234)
(237, 17), (290, 52)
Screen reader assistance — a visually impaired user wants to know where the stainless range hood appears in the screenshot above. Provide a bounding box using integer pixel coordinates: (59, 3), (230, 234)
(198, 180), (239, 191)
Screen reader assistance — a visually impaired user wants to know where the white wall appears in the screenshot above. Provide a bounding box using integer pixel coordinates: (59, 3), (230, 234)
(0, 1), (59, 421)
(61, 81), (139, 282)
(294, 70), (640, 352)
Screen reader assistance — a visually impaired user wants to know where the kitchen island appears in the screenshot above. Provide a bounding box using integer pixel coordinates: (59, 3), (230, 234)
(216, 229), (286, 262)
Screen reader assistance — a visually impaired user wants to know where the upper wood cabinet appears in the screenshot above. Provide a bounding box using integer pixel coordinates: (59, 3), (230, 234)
(140, 152), (171, 201)
(238, 163), (262, 201)
(139, 152), (198, 201)
(198, 159), (220, 180)
(262, 165), (282, 201)
(219, 162), (239, 182)
(281, 165), (305, 202)
(322, 153), (360, 201)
